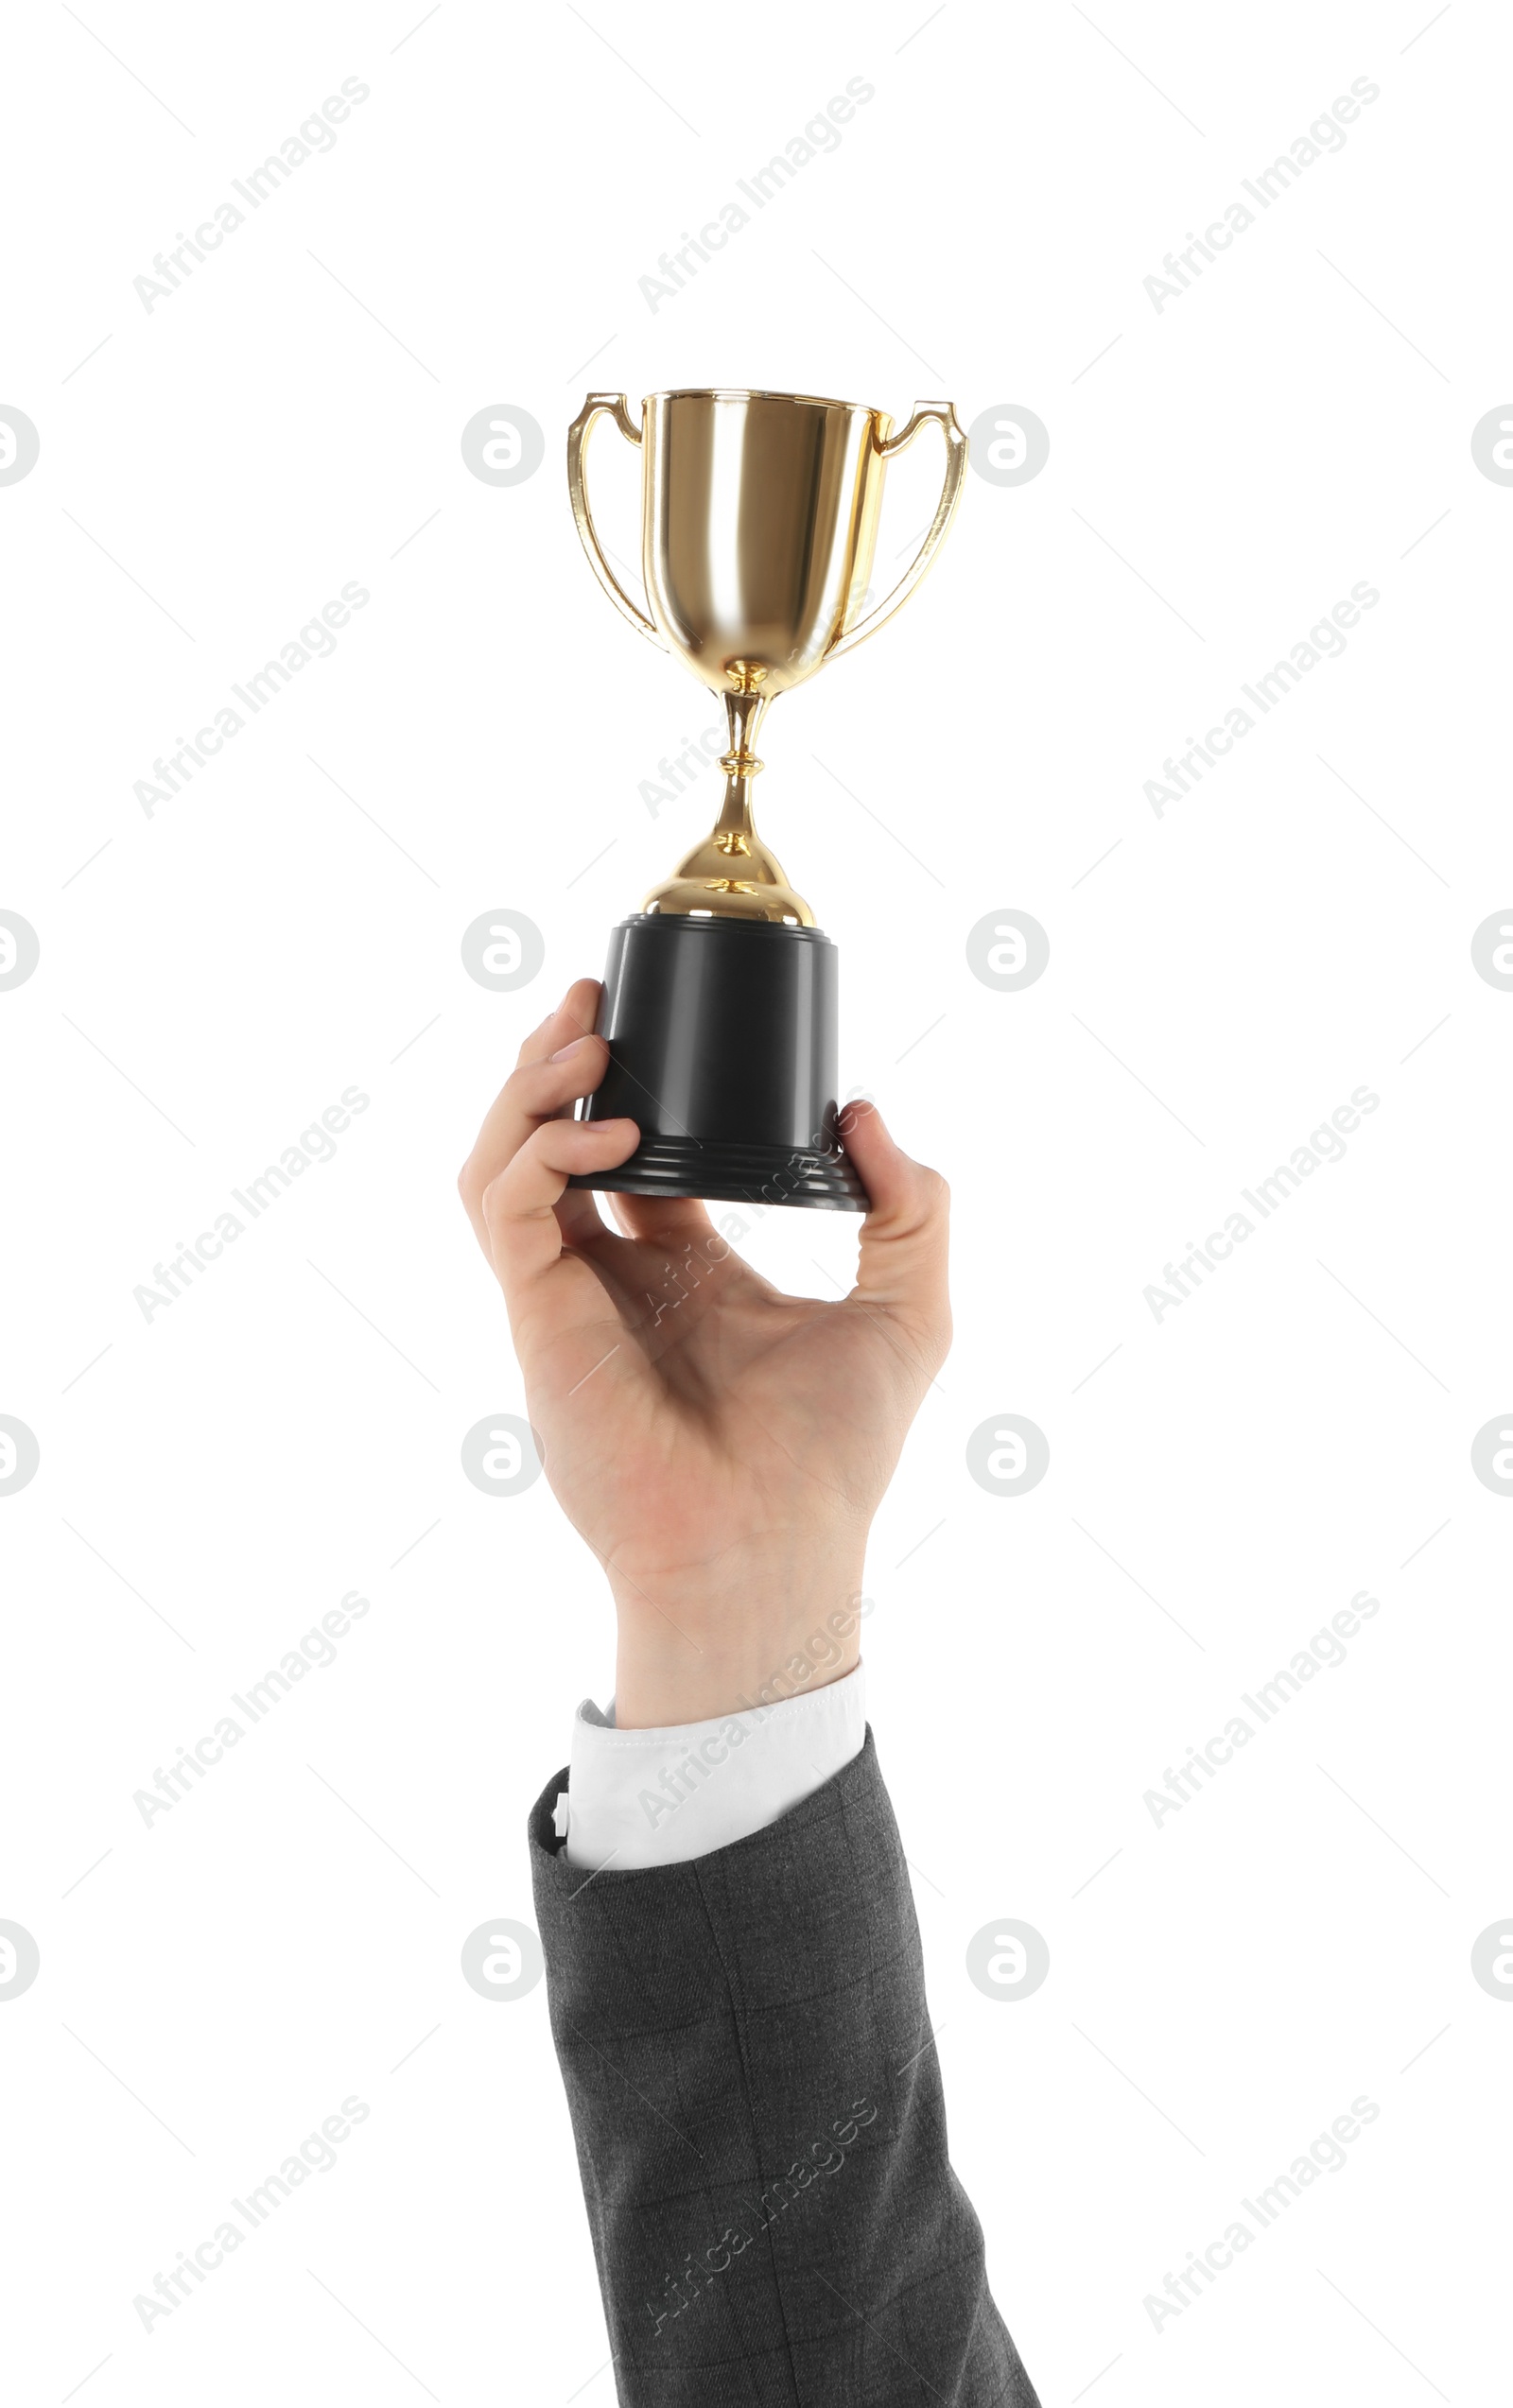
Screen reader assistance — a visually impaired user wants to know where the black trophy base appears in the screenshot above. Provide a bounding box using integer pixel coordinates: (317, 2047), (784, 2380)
(566, 910), (869, 1213)
(574, 1130), (866, 1211)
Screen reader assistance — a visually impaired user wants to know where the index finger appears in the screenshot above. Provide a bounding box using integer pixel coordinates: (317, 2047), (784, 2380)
(458, 978), (606, 1256)
(464, 977), (602, 1166)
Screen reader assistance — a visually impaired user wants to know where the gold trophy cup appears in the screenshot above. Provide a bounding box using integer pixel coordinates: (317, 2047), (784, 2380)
(565, 387), (965, 1209)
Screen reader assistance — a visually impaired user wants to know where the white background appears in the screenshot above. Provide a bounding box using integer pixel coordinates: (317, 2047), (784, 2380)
(2, 1), (1508, 2401)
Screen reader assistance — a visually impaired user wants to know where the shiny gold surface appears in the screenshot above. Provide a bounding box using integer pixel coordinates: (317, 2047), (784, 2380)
(566, 388), (965, 920)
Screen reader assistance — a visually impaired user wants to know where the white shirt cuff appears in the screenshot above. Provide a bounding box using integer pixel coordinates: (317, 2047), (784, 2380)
(560, 1664), (866, 1871)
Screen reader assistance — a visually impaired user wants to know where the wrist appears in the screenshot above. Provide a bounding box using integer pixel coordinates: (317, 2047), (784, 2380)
(610, 1550), (870, 1728)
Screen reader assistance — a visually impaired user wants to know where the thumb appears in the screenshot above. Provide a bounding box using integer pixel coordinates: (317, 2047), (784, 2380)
(840, 1100), (951, 1356)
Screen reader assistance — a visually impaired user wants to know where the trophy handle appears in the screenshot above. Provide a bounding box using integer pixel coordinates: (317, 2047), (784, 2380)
(827, 402), (968, 662)
(566, 392), (668, 650)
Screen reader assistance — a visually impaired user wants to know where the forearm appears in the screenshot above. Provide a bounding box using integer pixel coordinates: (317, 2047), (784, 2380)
(530, 1729), (1040, 2407)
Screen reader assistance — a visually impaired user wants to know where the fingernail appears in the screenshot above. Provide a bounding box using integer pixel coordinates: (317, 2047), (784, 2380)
(550, 1035), (588, 1062)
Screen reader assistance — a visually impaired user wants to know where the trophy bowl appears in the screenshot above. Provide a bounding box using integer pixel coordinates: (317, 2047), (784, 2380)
(563, 387), (965, 1210)
(644, 389), (888, 700)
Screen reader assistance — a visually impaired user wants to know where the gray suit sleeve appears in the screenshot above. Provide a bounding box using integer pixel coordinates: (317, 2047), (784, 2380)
(529, 1726), (1041, 2406)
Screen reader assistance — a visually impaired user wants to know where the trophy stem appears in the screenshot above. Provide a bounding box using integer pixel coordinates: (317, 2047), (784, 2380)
(639, 672), (813, 923)
(710, 684), (768, 842)
(720, 678), (769, 776)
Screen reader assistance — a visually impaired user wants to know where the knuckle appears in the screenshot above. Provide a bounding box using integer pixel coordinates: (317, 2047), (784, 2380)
(559, 1032), (608, 1076)
(514, 1011), (553, 1068)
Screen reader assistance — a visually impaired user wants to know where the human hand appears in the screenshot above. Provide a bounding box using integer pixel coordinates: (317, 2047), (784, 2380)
(458, 979), (950, 1728)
